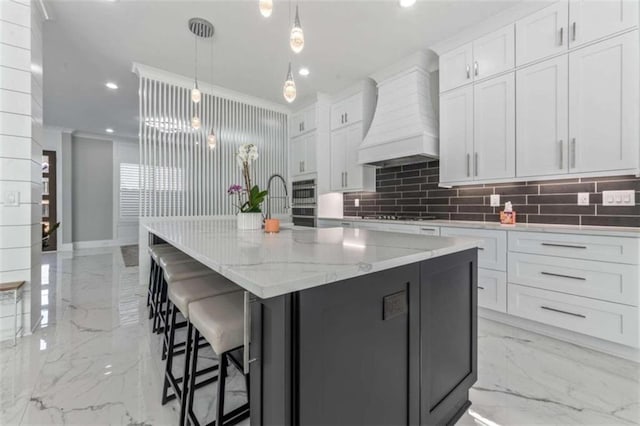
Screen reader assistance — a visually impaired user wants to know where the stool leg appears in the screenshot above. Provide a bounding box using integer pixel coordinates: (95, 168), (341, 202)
(186, 329), (201, 426)
(216, 353), (228, 425)
(179, 322), (194, 426)
(162, 300), (178, 404)
(13, 289), (18, 346)
(147, 260), (155, 308)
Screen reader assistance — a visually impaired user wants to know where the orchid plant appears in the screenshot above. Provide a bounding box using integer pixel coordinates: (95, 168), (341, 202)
(228, 144), (268, 213)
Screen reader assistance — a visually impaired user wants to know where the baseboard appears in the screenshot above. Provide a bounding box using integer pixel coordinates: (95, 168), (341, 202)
(479, 308), (640, 363)
(72, 239), (119, 250)
(61, 243), (74, 252)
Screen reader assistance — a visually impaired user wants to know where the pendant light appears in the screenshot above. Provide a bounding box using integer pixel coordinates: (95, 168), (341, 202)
(259, 0), (273, 17)
(283, 62), (296, 103)
(191, 29), (201, 103)
(290, 4), (304, 53)
(188, 18), (214, 130)
(207, 30), (217, 150)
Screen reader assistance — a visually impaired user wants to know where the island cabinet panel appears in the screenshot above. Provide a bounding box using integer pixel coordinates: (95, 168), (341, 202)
(249, 249), (477, 426)
(420, 249), (477, 425)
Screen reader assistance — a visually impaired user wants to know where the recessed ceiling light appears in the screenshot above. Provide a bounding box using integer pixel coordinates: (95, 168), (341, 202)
(105, 128), (114, 133)
(299, 67), (310, 77)
(399, 0), (416, 7)
(105, 82), (118, 90)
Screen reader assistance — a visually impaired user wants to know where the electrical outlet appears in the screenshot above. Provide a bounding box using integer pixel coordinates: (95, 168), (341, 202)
(577, 192), (589, 206)
(490, 194), (500, 207)
(3, 191), (19, 206)
(602, 190), (635, 206)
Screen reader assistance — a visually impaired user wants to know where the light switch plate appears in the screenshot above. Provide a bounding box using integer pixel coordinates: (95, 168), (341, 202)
(3, 191), (20, 206)
(602, 190), (635, 206)
(490, 194), (500, 207)
(577, 192), (589, 206)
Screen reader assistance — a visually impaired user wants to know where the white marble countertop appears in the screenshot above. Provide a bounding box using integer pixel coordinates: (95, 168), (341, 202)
(145, 218), (480, 299)
(319, 217), (640, 238)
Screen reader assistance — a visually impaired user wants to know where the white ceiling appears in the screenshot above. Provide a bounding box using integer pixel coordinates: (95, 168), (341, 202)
(43, 0), (528, 139)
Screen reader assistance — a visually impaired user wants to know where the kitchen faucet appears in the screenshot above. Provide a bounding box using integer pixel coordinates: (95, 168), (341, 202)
(266, 174), (289, 219)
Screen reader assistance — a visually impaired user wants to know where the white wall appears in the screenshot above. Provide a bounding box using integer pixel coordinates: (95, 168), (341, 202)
(0, 0), (44, 342)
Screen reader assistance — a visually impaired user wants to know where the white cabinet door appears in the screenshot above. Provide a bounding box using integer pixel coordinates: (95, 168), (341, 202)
(290, 112), (305, 138)
(290, 135), (306, 177)
(304, 133), (317, 174)
(439, 85), (474, 183)
(342, 93), (363, 126)
(473, 73), (515, 180)
(569, 32), (639, 174)
(516, 55), (569, 177)
(472, 24), (515, 81)
(478, 269), (507, 312)
(331, 101), (346, 131)
(344, 124), (363, 191)
(516, 1), (569, 66)
(569, 0), (639, 47)
(304, 107), (317, 133)
(439, 43), (474, 92)
(330, 127), (347, 191)
(440, 227), (507, 271)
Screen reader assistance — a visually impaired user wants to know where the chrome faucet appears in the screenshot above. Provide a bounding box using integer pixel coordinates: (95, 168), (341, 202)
(266, 174), (289, 219)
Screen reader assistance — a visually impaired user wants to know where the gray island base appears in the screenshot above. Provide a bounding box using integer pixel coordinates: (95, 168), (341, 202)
(250, 249), (477, 426)
(144, 219), (479, 425)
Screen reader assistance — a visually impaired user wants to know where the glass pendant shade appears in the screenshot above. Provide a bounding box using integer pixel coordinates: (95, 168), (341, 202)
(259, 0), (273, 17)
(290, 6), (304, 53)
(191, 85), (201, 103)
(207, 130), (217, 149)
(191, 116), (201, 129)
(283, 62), (297, 103)
(399, 0), (416, 7)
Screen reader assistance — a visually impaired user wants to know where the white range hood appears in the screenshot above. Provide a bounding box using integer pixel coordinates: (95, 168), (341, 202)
(358, 52), (439, 167)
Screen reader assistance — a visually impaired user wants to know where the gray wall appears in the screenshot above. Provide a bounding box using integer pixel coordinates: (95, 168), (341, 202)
(71, 136), (113, 242)
(61, 131), (73, 244)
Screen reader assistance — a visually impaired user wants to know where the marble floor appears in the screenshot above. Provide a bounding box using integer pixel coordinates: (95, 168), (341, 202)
(0, 247), (637, 425)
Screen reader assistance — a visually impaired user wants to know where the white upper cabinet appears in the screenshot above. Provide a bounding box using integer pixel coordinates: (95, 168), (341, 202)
(516, 55), (569, 177)
(473, 73), (516, 180)
(330, 123), (375, 192)
(569, 0), (639, 47)
(568, 31), (639, 174)
(472, 24), (515, 81)
(439, 43), (474, 93)
(290, 133), (317, 178)
(516, 1), (569, 66)
(440, 85), (474, 183)
(290, 106), (317, 138)
(331, 93), (364, 130)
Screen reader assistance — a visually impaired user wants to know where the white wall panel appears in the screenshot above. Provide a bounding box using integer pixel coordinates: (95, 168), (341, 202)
(0, 134), (30, 159)
(0, 43), (29, 70)
(0, 66), (30, 93)
(0, 0), (30, 27)
(0, 88), (30, 115)
(0, 19), (30, 49)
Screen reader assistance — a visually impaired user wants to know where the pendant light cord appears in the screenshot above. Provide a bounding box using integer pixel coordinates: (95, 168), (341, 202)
(194, 33), (198, 86)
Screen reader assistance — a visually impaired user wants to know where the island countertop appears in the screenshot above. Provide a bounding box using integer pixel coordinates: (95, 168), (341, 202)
(145, 218), (480, 298)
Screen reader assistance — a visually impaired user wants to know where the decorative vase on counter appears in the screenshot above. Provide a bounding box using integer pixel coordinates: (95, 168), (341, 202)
(237, 212), (263, 230)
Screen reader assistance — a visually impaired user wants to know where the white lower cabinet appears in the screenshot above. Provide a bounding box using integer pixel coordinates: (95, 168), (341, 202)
(507, 283), (639, 347)
(478, 269), (507, 313)
(440, 227), (506, 271)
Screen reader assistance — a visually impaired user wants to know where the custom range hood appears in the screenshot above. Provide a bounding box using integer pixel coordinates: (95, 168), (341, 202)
(358, 51), (439, 167)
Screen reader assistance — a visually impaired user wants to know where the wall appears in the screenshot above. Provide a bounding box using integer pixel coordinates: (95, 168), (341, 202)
(343, 161), (640, 227)
(0, 0), (44, 341)
(71, 135), (114, 243)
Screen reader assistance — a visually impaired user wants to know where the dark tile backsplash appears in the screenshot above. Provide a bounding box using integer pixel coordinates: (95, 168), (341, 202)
(343, 160), (640, 227)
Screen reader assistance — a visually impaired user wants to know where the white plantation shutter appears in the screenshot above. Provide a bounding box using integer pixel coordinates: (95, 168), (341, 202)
(120, 163), (186, 218)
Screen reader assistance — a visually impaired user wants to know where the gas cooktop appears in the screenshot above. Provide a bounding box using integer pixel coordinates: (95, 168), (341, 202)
(361, 215), (438, 221)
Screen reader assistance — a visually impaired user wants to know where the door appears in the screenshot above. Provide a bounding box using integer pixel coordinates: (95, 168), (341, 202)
(569, 0), (639, 47)
(290, 135), (306, 177)
(330, 127), (347, 191)
(516, 55), (569, 177)
(344, 123), (364, 191)
(473, 73), (516, 180)
(439, 85), (474, 183)
(569, 32), (639, 173)
(516, 1), (569, 66)
(439, 43), (473, 92)
(42, 151), (57, 251)
(472, 24), (515, 81)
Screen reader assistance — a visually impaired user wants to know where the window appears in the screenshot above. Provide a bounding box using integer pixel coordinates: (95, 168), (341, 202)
(119, 163), (184, 218)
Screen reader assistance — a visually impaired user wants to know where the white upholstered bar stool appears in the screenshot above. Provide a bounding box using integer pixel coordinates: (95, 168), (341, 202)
(147, 244), (180, 315)
(185, 292), (250, 426)
(161, 274), (241, 424)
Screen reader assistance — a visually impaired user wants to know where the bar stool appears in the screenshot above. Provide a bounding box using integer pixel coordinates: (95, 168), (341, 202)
(161, 274), (241, 424)
(0, 281), (25, 346)
(148, 244), (179, 315)
(185, 292), (250, 426)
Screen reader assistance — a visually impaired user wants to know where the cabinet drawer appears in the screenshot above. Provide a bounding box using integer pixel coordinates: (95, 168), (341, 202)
(508, 231), (640, 264)
(441, 227), (507, 271)
(509, 252), (638, 306)
(507, 284), (639, 347)
(418, 226), (440, 236)
(478, 268), (506, 312)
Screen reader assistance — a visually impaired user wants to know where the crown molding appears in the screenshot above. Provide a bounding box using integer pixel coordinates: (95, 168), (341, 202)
(132, 62), (292, 116)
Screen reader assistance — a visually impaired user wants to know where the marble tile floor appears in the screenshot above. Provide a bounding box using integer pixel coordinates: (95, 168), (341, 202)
(0, 247), (637, 425)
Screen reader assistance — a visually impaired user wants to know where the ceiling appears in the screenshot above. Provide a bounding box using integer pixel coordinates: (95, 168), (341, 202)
(43, 0), (527, 139)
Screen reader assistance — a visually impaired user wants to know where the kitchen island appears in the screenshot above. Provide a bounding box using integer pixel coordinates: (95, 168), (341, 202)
(145, 218), (480, 425)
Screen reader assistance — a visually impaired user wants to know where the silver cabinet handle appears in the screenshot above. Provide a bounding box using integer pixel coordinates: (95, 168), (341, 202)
(541, 271), (586, 281)
(466, 153), (470, 177)
(477, 247), (485, 251)
(345, 113), (348, 123)
(478, 286), (485, 290)
(572, 22), (576, 41)
(341, 172), (345, 188)
(474, 152), (478, 177)
(559, 27), (564, 46)
(341, 222), (352, 226)
(559, 139), (564, 169)
(302, 161), (305, 172)
(474, 61), (479, 77)
(466, 64), (470, 79)
(571, 138), (576, 168)
(541, 305), (585, 318)
(420, 227), (437, 233)
(243, 291), (257, 374)
(345, 171), (348, 187)
(541, 242), (587, 249)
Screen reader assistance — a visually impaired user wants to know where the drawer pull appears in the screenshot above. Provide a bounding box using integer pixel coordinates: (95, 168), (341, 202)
(541, 243), (587, 249)
(540, 305), (586, 318)
(477, 247), (485, 251)
(341, 222), (352, 226)
(540, 271), (586, 281)
(478, 286), (485, 290)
